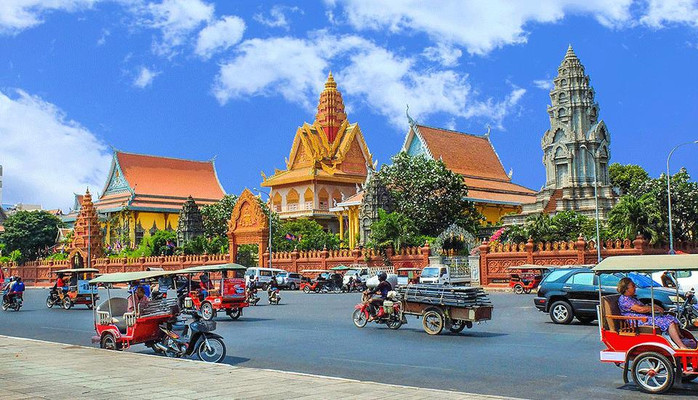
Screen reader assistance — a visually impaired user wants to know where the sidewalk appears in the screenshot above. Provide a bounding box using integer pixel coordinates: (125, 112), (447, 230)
(0, 335), (516, 400)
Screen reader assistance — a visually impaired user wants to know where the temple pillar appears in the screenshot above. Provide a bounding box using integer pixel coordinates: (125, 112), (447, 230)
(338, 211), (345, 247)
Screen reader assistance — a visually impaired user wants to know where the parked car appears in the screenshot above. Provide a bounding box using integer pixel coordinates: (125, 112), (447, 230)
(244, 267), (286, 289)
(276, 272), (302, 290)
(534, 268), (682, 324)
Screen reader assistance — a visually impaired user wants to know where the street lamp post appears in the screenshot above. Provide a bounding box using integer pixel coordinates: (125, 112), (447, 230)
(580, 144), (602, 263)
(666, 140), (698, 254)
(254, 188), (273, 269)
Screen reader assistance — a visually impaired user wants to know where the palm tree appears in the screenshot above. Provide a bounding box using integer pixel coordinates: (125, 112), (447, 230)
(608, 194), (663, 244)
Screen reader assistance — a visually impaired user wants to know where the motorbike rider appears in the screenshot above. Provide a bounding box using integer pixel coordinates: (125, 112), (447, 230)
(268, 274), (279, 293)
(365, 271), (392, 321)
(5, 277), (24, 305)
(54, 273), (68, 299)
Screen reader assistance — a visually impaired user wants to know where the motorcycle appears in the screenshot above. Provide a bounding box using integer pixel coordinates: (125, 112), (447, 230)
(2, 292), (23, 311)
(268, 288), (281, 305)
(343, 280), (366, 293)
(149, 310), (227, 363)
(46, 287), (61, 308)
(352, 291), (405, 330)
(675, 289), (698, 329)
(247, 288), (260, 306)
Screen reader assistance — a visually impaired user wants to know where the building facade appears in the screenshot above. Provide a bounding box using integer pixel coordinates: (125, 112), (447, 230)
(401, 115), (536, 225)
(95, 150), (225, 246)
(505, 45), (617, 224)
(261, 73), (374, 232)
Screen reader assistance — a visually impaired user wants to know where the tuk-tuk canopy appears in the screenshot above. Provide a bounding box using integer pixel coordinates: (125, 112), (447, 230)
(174, 263), (247, 274)
(397, 268), (423, 271)
(330, 265), (351, 271)
(593, 254), (698, 273)
(89, 270), (173, 284)
(54, 268), (100, 274)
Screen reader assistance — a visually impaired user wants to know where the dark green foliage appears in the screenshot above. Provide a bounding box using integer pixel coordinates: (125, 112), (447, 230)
(150, 230), (177, 255)
(273, 219), (339, 252)
(609, 163), (650, 195)
(200, 194), (238, 239)
(607, 194), (662, 243)
(368, 209), (423, 251)
(182, 235), (229, 255)
(374, 153), (481, 237)
(236, 244), (258, 267)
(501, 211), (599, 243)
(1, 211), (62, 261)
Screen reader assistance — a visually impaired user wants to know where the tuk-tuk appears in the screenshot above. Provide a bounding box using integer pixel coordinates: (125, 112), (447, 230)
(175, 263), (248, 321)
(47, 268), (100, 309)
(506, 265), (551, 294)
(299, 269), (334, 293)
(594, 254), (698, 394)
(89, 270), (227, 362)
(397, 268), (422, 286)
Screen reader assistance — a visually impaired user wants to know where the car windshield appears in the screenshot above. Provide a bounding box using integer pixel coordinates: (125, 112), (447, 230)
(421, 267), (439, 278)
(277, 272), (288, 277)
(345, 269), (357, 275)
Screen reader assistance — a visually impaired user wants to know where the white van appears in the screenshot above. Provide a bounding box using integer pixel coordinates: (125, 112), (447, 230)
(245, 267), (286, 289)
(652, 270), (698, 292)
(419, 264), (470, 286)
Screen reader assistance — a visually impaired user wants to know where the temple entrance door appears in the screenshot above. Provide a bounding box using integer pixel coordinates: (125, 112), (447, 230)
(555, 163), (568, 187)
(227, 189), (270, 267)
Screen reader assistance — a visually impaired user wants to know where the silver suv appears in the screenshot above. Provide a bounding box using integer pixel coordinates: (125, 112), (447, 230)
(276, 272), (302, 290)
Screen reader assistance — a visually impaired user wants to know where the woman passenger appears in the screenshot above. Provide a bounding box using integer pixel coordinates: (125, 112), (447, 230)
(617, 277), (692, 349)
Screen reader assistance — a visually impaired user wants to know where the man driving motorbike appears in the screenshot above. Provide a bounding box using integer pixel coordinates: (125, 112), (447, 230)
(366, 271), (391, 321)
(5, 277), (24, 304)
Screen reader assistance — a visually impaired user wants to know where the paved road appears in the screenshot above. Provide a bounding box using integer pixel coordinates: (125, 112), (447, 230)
(1, 289), (696, 399)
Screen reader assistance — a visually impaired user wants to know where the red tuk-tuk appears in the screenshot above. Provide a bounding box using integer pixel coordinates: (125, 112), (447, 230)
(594, 255), (698, 394)
(177, 264), (248, 321)
(506, 265), (549, 294)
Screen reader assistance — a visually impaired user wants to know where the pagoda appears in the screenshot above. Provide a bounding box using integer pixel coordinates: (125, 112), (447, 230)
(68, 189), (103, 265)
(176, 196), (205, 246)
(261, 72), (374, 232)
(504, 45), (617, 224)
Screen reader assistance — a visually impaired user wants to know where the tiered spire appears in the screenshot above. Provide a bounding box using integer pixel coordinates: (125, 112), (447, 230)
(69, 189), (103, 259)
(315, 71), (347, 143)
(176, 196), (204, 246)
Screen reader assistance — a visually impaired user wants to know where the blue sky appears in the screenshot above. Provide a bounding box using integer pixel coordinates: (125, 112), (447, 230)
(1, 0), (697, 210)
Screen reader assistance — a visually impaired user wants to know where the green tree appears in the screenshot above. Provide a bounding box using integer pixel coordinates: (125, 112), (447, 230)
(500, 211), (599, 243)
(607, 194), (663, 243)
(1, 211), (62, 261)
(149, 230), (177, 255)
(375, 152), (481, 236)
(368, 209), (421, 251)
(273, 219), (339, 252)
(609, 163), (650, 196)
(200, 194), (238, 239)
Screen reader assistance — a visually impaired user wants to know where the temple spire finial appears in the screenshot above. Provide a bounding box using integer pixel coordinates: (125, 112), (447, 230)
(565, 44), (577, 59)
(315, 71), (346, 142)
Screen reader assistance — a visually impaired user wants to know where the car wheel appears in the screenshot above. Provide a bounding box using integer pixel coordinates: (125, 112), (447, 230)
(632, 352), (675, 394)
(577, 316), (595, 324)
(289, 283), (296, 291)
(549, 301), (574, 324)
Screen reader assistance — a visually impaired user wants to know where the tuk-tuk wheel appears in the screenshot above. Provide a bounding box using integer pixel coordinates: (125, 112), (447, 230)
(100, 333), (122, 351)
(631, 351), (675, 394)
(86, 304), (94, 310)
(201, 302), (215, 321)
(422, 308), (445, 335)
(228, 308), (241, 320)
(513, 284), (524, 295)
(524, 288), (532, 294)
(303, 286), (311, 294)
(62, 297), (72, 310)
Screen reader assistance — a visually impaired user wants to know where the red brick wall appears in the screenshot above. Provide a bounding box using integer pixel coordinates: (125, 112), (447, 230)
(479, 235), (698, 285)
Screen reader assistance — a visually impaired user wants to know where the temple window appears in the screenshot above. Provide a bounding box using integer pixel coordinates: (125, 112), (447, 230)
(286, 189), (299, 211)
(318, 188), (329, 210)
(560, 79), (567, 86)
(558, 108), (566, 118)
(272, 192), (282, 212)
(558, 92), (566, 102)
(304, 188), (314, 210)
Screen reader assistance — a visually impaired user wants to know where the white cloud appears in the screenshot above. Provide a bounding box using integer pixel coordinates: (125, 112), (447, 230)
(640, 0), (698, 28)
(533, 79), (553, 90)
(133, 66), (160, 88)
(195, 15), (245, 59)
(0, 89), (111, 210)
(329, 0), (635, 55)
(422, 43), (462, 67)
(213, 32), (525, 129)
(253, 5), (302, 30)
(97, 28), (110, 46)
(0, 0), (98, 35)
(142, 0), (214, 57)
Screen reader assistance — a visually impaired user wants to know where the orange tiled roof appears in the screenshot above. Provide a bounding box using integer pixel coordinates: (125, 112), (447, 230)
(416, 125), (509, 181)
(117, 151), (225, 200)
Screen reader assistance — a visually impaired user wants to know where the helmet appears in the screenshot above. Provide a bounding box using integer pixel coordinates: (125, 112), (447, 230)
(377, 271), (387, 281)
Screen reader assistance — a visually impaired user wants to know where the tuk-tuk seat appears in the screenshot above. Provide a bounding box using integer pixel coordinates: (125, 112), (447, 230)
(601, 294), (653, 336)
(97, 297), (129, 333)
